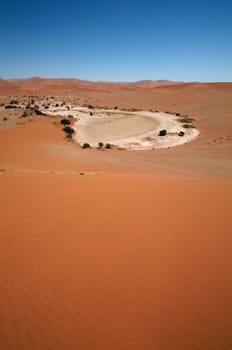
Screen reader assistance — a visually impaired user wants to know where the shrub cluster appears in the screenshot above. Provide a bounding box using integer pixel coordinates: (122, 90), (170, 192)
(60, 118), (70, 125)
(158, 129), (167, 136)
(82, 143), (91, 149)
(97, 142), (112, 149)
(63, 126), (74, 134)
(63, 126), (75, 139)
(5, 105), (17, 109)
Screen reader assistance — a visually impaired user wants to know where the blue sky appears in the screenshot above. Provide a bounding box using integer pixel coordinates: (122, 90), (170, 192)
(0, 0), (231, 81)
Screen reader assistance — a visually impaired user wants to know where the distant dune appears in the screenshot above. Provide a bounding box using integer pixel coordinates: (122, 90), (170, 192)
(0, 77), (183, 94)
(0, 76), (231, 96)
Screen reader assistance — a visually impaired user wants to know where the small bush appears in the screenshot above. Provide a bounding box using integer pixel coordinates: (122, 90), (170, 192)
(178, 131), (185, 137)
(158, 129), (167, 136)
(183, 124), (195, 129)
(66, 133), (72, 140)
(90, 111), (94, 116)
(63, 126), (74, 134)
(105, 143), (111, 149)
(3, 117), (8, 121)
(88, 105), (93, 109)
(55, 103), (59, 107)
(21, 111), (28, 118)
(98, 142), (104, 148)
(82, 143), (91, 149)
(10, 100), (18, 105)
(114, 106), (118, 110)
(60, 118), (70, 125)
(179, 117), (195, 123)
(5, 105), (17, 109)
(33, 108), (44, 115)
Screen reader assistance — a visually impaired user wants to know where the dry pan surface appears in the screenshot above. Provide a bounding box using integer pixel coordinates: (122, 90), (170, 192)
(46, 107), (199, 150)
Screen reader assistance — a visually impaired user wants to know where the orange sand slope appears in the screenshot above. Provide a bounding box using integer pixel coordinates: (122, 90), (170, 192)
(0, 173), (232, 350)
(0, 81), (232, 349)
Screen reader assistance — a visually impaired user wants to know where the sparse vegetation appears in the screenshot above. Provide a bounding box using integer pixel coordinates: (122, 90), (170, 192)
(5, 105), (17, 109)
(63, 126), (75, 135)
(60, 118), (71, 125)
(179, 116), (195, 123)
(9, 100), (18, 105)
(178, 131), (185, 137)
(183, 124), (195, 129)
(33, 108), (44, 116)
(82, 143), (91, 149)
(21, 111), (28, 118)
(158, 129), (167, 136)
(66, 133), (72, 139)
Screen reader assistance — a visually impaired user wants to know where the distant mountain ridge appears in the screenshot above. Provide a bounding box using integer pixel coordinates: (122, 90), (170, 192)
(0, 77), (182, 94)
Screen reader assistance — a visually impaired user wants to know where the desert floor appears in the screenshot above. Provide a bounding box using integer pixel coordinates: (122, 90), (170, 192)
(0, 83), (232, 349)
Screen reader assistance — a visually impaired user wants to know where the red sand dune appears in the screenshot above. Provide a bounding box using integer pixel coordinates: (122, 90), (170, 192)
(0, 173), (232, 349)
(0, 80), (232, 349)
(0, 77), (182, 94)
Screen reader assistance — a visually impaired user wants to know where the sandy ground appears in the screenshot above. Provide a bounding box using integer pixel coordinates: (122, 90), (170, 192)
(0, 82), (232, 349)
(0, 173), (232, 350)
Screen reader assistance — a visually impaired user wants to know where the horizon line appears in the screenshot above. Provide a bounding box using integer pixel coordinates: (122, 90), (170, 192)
(1, 76), (232, 84)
